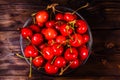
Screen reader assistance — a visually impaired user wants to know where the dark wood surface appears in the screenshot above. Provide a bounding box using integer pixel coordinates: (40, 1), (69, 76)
(0, 0), (120, 80)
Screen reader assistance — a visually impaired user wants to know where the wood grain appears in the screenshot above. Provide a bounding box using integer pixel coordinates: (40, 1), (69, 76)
(0, 0), (120, 80)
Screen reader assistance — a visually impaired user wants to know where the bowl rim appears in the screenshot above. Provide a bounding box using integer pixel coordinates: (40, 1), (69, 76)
(20, 6), (93, 76)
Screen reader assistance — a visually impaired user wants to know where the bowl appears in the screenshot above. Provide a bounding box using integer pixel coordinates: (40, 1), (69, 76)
(20, 6), (93, 76)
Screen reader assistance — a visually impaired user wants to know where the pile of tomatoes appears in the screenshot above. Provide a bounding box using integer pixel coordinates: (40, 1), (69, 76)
(20, 6), (91, 76)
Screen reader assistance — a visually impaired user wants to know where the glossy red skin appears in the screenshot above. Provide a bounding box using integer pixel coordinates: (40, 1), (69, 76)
(48, 39), (55, 46)
(64, 12), (76, 22)
(43, 28), (57, 40)
(54, 56), (66, 68)
(82, 34), (90, 44)
(60, 24), (73, 36)
(45, 20), (55, 28)
(37, 22), (44, 27)
(55, 35), (66, 45)
(55, 13), (64, 20)
(41, 28), (46, 35)
(76, 20), (88, 34)
(52, 43), (63, 56)
(70, 59), (80, 69)
(42, 46), (54, 60)
(79, 47), (88, 61)
(32, 56), (44, 67)
(64, 47), (78, 61)
(45, 62), (58, 75)
(31, 33), (43, 46)
(24, 45), (38, 58)
(29, 24), (40, 33)
(70, 34), (83, 47)
(21, 27), (33, 38)
(55, 21), (65, 30)
(36, 10), (49, 23)
(39, 43), (46, 50)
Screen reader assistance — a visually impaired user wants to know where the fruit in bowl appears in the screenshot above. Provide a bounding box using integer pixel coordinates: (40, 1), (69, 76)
(20, 3), (92, 77)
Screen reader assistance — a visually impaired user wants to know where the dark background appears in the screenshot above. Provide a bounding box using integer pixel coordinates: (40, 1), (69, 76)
(0, 0), (120, 80)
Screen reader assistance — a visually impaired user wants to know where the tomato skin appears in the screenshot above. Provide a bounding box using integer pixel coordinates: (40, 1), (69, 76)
(36, 10), (49, 23)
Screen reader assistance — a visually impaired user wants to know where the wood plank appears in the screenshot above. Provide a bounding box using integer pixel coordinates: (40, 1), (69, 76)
(0, 76), (120, 80)
(1, 29), (120, 54)
(0, 30), (120, 77)
(0, 1), (120, 30)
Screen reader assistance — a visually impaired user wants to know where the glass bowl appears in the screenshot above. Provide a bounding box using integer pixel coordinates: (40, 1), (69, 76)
(20, 6), (93, 76)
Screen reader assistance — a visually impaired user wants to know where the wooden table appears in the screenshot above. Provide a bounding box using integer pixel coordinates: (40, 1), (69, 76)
(0, 0), (120, 80)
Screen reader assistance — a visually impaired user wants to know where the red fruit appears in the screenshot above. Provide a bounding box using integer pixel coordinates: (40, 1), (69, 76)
(36, 10), (49, 23)
(42, 46), (54, 60)
(45, 62), (58, 75)
(73, 14), (77, 20)
(70, 34), (83, 47)
(64, 47), (78, 61)
(60, 24), (73, 36)
(48, 39), (55, 46)
(41, 28), (46, 35)
(52, 43), (63, 56)
(29, 24), (40, 32)
(32, 56), (44, 67)
(21, 27), (33, 38)
(37, 22), (44, 27)
(82, 34), (90, 44)
(54, 56), (66, 68)
(55, 13), (64, 20)
(31, 33), (43, 46)
(39, 43), (46, 50)
(76, 20), (88, 34)
(43, 28), (57, 40)
(24, 45), (38, 58)
(79, 47), (88, 61)
(64, 12), (76, 22)
(55, 21), (65, 30)
(56, 35), (66, 45)
(45, 20), (55, 28)
(70, 59), (80, 69)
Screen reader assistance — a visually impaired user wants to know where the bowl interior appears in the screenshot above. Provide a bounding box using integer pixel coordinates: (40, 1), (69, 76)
(20, 6), (93, 76)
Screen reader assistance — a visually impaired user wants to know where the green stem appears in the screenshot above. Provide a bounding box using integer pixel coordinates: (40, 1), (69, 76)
(29, 57), (32, 78)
